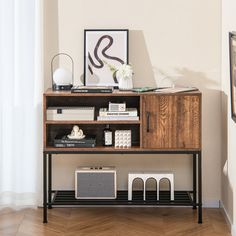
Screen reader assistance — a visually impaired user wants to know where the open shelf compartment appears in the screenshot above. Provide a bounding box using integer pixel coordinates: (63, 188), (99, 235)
(46, 123), (140, 147)
(50, 190), (194, 206)
(46, 95), (140, 120)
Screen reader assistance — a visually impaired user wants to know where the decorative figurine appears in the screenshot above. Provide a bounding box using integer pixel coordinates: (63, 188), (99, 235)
(67, 125), (85, 139)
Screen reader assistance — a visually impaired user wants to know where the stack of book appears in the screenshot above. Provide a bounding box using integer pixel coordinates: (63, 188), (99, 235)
(97, 108), (139, 121)
(54, 134), (96, 148)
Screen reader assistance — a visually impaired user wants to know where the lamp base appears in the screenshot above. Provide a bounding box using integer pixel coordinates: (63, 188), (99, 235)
(53, 84), (73, 91)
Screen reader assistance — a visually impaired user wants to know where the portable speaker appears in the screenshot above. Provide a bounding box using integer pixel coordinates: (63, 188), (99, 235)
(75, 167), (117, 199)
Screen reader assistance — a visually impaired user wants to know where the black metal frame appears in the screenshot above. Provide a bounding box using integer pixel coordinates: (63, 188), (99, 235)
(43, 150), (202, 224)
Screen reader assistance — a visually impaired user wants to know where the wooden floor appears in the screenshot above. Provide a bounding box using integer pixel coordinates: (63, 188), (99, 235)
(0, 207), (231, 236)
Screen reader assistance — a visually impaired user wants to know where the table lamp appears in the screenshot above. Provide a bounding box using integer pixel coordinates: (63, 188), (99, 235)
(51, 53), (74, 91)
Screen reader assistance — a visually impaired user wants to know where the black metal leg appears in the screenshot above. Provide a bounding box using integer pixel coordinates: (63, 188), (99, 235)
(193, 154), (197, 209)
(43, 152), (48, 223)
(48, 154), (52, 209)
(198, 152), (202, 223)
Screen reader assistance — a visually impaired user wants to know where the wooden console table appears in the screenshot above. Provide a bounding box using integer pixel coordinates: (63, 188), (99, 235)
(43, 89), (202, 223)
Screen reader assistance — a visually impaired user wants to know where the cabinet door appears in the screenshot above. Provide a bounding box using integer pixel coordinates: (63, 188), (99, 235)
(142, 95), (201, 149)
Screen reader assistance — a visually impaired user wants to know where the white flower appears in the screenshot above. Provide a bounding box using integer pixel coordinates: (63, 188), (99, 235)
(116, 64), (133, 80)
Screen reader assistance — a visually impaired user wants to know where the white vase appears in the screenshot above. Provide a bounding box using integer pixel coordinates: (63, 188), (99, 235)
(118, 76), (133, 90)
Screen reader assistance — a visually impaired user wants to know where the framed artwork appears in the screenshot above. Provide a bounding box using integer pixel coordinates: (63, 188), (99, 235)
(229, 32), (236, 123)
(84, 29), (129, 87)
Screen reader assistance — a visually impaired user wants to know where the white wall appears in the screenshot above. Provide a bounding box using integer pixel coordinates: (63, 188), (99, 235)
(44, 0), (222, 204)
(43, 0), (59, 90)
(221, 0), (236, 231)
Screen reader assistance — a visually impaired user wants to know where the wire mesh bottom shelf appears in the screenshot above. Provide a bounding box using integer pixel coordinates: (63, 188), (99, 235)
(50, 190), (194, 206)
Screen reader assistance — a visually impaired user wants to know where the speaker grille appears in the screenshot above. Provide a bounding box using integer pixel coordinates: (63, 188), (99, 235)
(76, 172), (116, 199)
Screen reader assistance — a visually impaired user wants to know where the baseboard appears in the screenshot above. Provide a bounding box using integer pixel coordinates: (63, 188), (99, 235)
(232, 224), (236, 236)
(203, 200), (220, 208)
(220, 201), (233, 234)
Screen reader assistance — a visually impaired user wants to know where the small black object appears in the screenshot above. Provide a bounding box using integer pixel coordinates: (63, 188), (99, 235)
(53, 84), (73, 91)
(57, 109), (62, 114)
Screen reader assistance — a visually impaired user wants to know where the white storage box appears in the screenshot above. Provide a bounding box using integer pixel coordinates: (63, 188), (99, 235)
(47, 107), (95, 121)
(108, 102), (126, 112)
(75, 167), (117, 199)
(115, 130), (132, 147)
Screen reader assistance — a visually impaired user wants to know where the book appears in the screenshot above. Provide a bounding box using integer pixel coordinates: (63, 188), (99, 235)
(54, 135), (96, 144)
(132, 87), (157, 93)
(54, 143), (96, 148)
(71, 86), (113, 93)
(99, 108), (138, 117)
(54, 135), (96, 148)
(154, 87), (198, 93)
(97, 116), (139, 121)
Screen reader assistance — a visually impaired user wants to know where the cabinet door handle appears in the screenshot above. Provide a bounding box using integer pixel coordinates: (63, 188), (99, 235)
(147, 112), (150, 132)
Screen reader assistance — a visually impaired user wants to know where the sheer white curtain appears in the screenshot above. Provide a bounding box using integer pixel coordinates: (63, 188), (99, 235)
(0, 0), (43, 206)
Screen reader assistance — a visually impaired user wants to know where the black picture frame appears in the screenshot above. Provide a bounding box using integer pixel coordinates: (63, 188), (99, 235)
(229, 32), (236, 123)
(84, 29), (129, 87)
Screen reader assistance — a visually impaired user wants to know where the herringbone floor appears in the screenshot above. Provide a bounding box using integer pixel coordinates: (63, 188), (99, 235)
(0, 207), (231, 236)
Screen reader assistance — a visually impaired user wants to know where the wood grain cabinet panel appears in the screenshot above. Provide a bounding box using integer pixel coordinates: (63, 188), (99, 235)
(142, 95), (201, 149)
